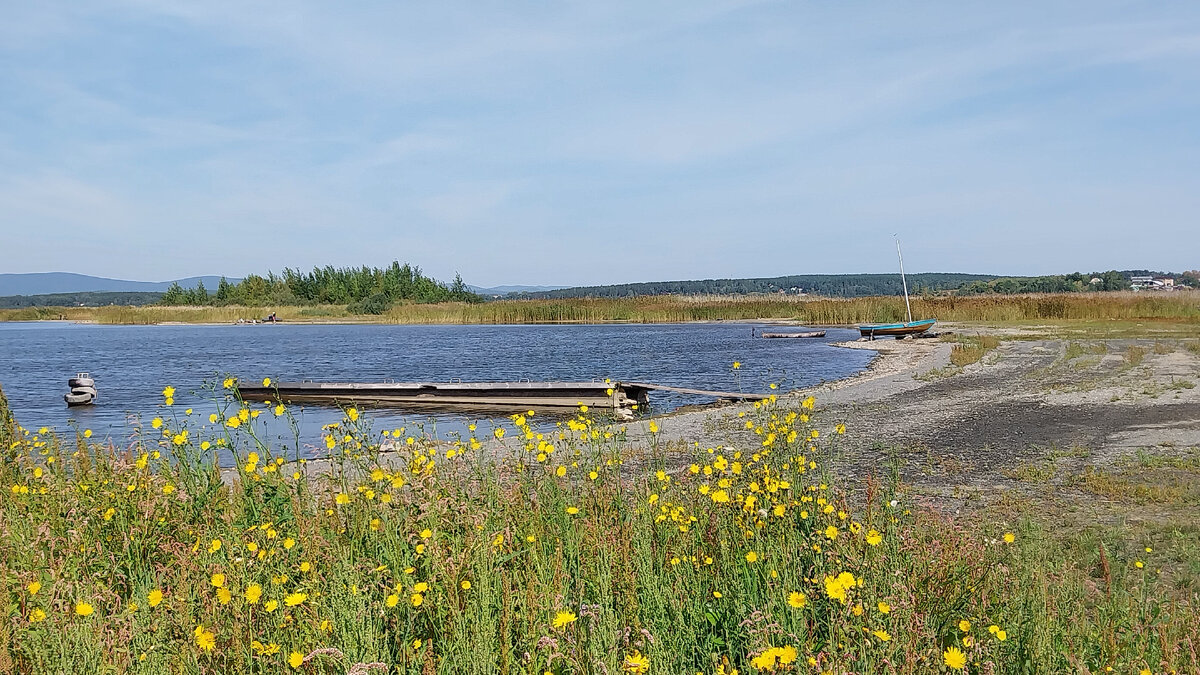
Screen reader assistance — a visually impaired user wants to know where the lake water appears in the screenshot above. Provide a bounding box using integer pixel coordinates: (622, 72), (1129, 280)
(0, 322), (874, 456)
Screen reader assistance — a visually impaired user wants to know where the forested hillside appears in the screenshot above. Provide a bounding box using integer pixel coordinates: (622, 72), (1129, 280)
(513, 273), (998, 299)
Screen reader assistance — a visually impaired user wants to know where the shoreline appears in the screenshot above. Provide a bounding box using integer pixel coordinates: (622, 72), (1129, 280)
(2, 317), (838, 327)
(277, 336), (948, 480)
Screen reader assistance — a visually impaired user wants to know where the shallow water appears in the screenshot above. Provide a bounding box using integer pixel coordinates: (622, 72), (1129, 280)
(0, 321), (873, 456)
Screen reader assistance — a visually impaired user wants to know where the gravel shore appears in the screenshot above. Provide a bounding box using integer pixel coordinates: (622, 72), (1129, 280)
(628, 328), (1200, 522)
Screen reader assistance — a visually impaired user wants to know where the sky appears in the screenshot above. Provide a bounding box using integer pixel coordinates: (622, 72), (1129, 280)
(1, 1), (1198, 287)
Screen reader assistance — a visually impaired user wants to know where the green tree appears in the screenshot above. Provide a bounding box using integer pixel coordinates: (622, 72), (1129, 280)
(160, 282), (186, 305)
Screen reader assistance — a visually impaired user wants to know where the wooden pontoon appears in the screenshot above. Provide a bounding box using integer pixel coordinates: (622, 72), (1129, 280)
(760, 331), (826, 338)
(237, 380), (770, 414)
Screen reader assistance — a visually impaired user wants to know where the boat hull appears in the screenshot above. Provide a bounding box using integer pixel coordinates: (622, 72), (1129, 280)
(858, 319), (936, 338)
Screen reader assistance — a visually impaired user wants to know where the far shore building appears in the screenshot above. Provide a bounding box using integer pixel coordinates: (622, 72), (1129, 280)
(1130, 275), (1176, 291)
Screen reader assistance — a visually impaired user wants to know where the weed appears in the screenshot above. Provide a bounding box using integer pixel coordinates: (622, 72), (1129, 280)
(1125, 345), (1147, 367)
(0, 383), (1196, 673)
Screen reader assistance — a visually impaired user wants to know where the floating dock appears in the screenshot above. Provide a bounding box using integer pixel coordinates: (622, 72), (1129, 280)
(760, 331), (826, 338)
(237, 380), (769, 413)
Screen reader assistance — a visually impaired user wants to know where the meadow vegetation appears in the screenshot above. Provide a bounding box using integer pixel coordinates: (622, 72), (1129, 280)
(2, 291), (1198, 326)
(943, 335), (1001, 368)
(2, 381), (1197, 674)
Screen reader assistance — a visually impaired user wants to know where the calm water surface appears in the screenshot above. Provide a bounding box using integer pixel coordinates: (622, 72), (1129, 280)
(0, 322), (873, 456)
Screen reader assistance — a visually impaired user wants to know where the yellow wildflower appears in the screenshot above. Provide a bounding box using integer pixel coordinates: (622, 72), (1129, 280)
(624, 651), (650, 673)
(553, 610), (578, 629)
(194, 625), (216, 652)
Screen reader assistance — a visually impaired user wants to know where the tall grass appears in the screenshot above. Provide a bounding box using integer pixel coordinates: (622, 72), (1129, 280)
(1, 384), (1195, 673)
(3, 291), (1199, 325)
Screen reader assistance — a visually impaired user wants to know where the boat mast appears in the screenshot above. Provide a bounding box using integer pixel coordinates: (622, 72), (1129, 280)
(895, 236), (912, 324)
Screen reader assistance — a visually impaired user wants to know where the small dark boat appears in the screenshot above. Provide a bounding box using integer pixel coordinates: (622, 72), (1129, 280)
(761, 331), (827, 338)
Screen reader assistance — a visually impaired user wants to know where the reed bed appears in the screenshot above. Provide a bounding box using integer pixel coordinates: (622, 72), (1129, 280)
(1, 383), (1195, 674)
(3, 291), (1198, 326)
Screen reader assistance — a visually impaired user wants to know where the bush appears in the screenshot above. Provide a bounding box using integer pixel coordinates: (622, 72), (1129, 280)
(347, 293), (393, 315)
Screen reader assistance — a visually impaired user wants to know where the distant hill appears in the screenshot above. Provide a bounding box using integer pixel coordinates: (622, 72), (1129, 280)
(0, 273), (238, 296)
(468, 284), (568, 296)
(511, 273), (1001, 299)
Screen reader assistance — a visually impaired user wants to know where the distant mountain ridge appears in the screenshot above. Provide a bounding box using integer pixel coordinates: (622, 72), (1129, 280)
(468, 284), (568, 295)
(0, 272), (238, 296)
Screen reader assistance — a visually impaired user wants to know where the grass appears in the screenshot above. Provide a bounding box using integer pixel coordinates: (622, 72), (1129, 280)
(1072, 466), (1200, 506)
(3, 290), (1199, 326)
(1003, 462), (1057, 483)
(1064, 341), (1108, 360)
(945, 335), (1000, 368)
(1, 385), (1198, 674)
(1124, 345), (1148, 367)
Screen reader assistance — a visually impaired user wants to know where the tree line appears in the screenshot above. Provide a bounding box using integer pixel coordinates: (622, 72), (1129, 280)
(512, 270), (1197, 299)
(0, 291), (164, 309)
(160, 262), (480, 312)
(510, 273), (999, 299)
(956, 271), (1129, 295)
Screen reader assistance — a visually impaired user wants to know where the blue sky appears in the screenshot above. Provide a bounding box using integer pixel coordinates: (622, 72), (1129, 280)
(1, 1), (1198, 287)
